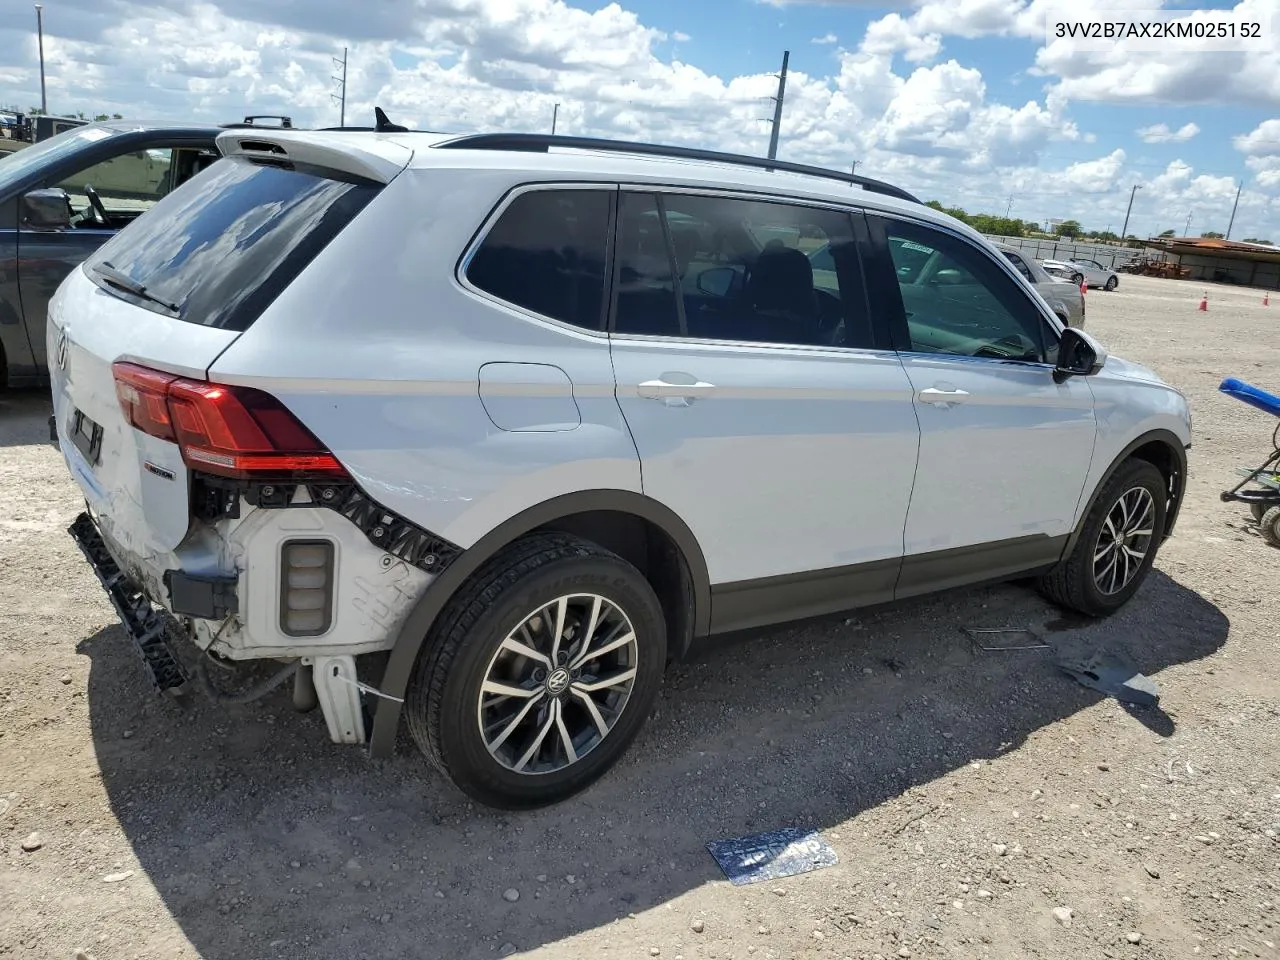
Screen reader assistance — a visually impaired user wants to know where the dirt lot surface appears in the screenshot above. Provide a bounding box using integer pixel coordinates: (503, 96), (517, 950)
(2, 274), (1278, 960)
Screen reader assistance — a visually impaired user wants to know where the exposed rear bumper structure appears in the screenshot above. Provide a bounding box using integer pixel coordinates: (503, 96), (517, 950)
(68, 511), (189, 692)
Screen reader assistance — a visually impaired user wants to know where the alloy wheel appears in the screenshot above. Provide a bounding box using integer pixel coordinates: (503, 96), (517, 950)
(476, 594), (639, 775)
(1093, 486), (1156, 595)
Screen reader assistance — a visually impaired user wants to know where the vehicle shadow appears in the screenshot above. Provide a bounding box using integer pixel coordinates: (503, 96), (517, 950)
(0, 388), (53, 447)
(77, 567), (1226, 959)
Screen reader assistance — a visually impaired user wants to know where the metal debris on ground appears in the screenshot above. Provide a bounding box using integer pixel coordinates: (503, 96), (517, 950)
(1056, 650), (1160, 707)
(706, 826), (838, 886)
(963, 627), (1050, 652)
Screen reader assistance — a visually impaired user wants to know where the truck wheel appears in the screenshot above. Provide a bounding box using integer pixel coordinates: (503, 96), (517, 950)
(1038, 459), (1167, 616)
(405, 533), (666, 809)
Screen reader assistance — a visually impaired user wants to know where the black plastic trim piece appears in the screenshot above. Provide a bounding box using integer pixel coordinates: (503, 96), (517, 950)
(367, 489), (712, 759)
(68, 512), (188, 692)
(709, 558), (900, 635)
(188, 473), (463, 575)
(434, 133), (922, 205)
(1061, 429), (1189, 558)
(164, 570), (238, 620)
(894, 534), (1067, 598)
(706, 535), (1067, 637)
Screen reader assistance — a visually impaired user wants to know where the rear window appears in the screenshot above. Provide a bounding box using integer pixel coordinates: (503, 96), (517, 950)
(84, 157), (380, 330)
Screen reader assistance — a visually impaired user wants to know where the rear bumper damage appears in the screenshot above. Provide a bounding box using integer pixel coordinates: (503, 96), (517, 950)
(68, 511), (189, 692)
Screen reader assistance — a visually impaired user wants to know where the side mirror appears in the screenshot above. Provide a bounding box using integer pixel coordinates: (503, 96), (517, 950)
(1054, 326), (1107, 383)
(21, 188), (73, 231)
(696, 266), (737, 298)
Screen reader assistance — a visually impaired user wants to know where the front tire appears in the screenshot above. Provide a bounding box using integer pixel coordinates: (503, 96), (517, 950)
(1104, 276), (1118, 291)
(1038, 459), (1168, 616)
(406, 533), (667, 809)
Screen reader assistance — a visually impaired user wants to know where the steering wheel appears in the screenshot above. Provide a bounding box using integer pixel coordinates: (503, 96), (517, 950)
(83, 185), (109, 227)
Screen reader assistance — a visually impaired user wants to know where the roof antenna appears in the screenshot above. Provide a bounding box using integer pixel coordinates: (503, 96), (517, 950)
(374, 107), (407, 133)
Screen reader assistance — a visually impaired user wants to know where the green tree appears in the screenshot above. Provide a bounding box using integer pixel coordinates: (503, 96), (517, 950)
(1158, 229), (1176, 238)
(1057, 220), (1082, 238)
(1201, 231), (1224, 239)
(1242, 237), (1272, 244)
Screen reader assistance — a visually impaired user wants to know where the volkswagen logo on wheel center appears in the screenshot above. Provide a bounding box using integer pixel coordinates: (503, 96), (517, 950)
(545, 668), (571, 696)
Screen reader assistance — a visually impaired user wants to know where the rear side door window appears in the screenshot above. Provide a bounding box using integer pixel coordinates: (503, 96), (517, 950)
(876, 218), (1055, 364)
(1001, 250), (1035, 282)
(465, 188), (613, 331)
(612, 191), (875, 349)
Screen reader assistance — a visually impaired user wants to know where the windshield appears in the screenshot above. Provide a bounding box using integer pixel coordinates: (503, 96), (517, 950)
(0, 123), (118, 186)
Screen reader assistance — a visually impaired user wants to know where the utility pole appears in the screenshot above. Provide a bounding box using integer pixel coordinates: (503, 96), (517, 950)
(766, 50), (789, 161)
(1120, 183), (1142, 241)
(1004, 195), (1014, 218)
(1184, 211), (1192, 237)
(331, 47), (347, 127)
(34, 4), (47, 115)
(1226, 179), (1242, 239)
(551, 102), (559, 135)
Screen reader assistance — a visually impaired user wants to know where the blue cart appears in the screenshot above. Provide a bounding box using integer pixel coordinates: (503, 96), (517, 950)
(1219, 377), (1280, 546)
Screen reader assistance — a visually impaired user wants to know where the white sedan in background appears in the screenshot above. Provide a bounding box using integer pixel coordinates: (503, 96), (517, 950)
(1042, 257), (1119, 291)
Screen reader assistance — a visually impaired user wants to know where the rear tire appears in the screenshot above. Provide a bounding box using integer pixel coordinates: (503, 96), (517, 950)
(1260, 506), (1280, 547)
(1072, 272), (1084, 285)
(405, 532), (666, 809)
(1038, 459), (1167, 616)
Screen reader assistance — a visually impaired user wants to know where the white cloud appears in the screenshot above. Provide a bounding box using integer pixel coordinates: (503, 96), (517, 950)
(811, 33), (838, 45)
(860, 14), (943, 63)
(1235, 118), (1280, 155)
(1136, 122), (1200, 143)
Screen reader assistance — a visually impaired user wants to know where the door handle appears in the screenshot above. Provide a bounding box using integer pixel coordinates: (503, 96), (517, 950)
(917, 386), (970, 408)
(637, 378), (716, 401)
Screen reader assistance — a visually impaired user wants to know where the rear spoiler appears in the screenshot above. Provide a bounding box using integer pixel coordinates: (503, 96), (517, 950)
(214, 129), (414, 184)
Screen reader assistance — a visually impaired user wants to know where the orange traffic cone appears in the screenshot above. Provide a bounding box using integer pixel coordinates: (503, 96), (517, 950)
(1265, 292), (1270, 306)
(1198, 291), (1208, 312)
(1080, 278), (1088, 297)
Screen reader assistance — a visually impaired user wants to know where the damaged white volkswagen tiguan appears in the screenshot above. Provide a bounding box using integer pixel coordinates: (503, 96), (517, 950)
(49, 122), (1192, 809)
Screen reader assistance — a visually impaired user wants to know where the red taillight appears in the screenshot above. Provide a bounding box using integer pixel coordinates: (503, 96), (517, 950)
(112, 362), (348, 480)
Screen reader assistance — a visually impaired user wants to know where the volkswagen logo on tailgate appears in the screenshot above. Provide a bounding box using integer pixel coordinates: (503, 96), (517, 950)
(55, 328), (69, 372)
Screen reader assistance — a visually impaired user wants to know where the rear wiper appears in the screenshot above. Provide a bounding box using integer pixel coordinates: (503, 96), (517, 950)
(92, 261), (180, 315)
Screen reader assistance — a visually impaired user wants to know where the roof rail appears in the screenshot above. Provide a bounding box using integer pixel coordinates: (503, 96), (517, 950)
(433, 133), (920, 205)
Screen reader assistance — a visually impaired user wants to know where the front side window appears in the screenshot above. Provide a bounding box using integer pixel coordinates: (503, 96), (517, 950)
(53, 148), (174, 226)
(881, 219), (1053, 363)
(466, 189), (612, 331)
(612, 191), (871, 348)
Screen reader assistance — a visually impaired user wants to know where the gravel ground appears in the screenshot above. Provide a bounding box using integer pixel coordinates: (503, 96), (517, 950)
(1, 274), (1278, 960)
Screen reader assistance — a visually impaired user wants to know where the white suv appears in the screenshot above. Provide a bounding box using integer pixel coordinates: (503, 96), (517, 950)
(48, 126), (1191, 809)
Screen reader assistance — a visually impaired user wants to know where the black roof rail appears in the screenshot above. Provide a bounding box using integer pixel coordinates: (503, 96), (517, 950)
(433, 132), (920, 205)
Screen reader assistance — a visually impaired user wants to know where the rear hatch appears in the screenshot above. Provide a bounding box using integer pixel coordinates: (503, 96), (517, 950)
(50, 132), (410, 582)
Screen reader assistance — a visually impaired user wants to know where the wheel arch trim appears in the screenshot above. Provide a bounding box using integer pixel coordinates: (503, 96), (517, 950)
(367, 489), (710, 758)
(1062, 428), (1188, 562)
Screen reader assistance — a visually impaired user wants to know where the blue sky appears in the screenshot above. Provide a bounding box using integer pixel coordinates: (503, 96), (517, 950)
(1, 0), (1279, 238)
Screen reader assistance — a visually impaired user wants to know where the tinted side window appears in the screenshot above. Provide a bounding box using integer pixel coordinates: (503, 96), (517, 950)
(613, 192), (871, 348)
(467, 189), (611, 330)
(881, 219), (1050, 363)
